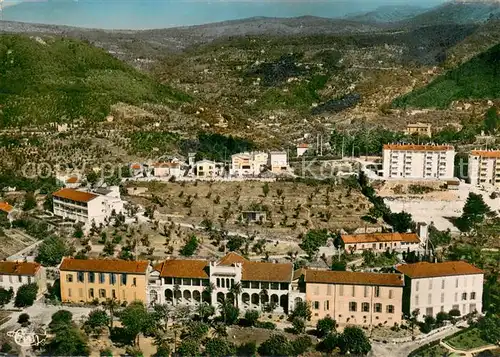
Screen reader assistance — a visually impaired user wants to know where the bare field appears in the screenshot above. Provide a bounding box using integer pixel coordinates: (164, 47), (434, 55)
(126, 180), (372, 240)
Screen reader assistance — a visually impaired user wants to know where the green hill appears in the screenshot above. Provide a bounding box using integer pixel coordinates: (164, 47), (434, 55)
(393, 42), (500, 109)
(0, 35), (190, 127)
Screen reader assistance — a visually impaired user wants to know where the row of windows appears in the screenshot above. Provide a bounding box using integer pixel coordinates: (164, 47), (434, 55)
(312, 285), (393, 299)
(66, 272), (136, 286)
(424, 304), (477, 317)
(164, 277), (209, 286)
(415, 277), (477, 291)
(53, 198), (87, 207)
(67, 287), (137, 301)
(414, 291), (476, 305)
(0, 275), (33, 284)
(312, 301), (396, 314)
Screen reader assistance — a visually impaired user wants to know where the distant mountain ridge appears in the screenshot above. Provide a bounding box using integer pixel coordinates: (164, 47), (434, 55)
(346, 5), (428, 23)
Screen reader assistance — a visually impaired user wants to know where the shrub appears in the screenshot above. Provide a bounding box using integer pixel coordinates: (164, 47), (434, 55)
(18, 313), (30, 325)
(316, 316), (336, 337)
(291, 335), (313, 355)
(244, 310), (260, 327)
(255, 321), (276, 330)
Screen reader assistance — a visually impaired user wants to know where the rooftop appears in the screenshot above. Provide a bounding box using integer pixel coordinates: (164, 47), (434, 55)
(53, 188), (98, 203)
(154, 259), (209, 279)
(60, 258), (149, 274)
(383, 144), (453, 152)
(297, 143), (309, 148)
(407, 122), (431, 128)
(342, 232), (421, 244)
(396, 261), (483, 279)
(301, 269), (404, 287)
(66, 176), (79, 184)
(0, 261), (41, 276)
(0, 202), (14, 214)
(470, 150), (500, 158)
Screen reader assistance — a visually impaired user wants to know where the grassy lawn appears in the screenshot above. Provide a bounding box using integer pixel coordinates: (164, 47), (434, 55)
(444, 328), (490, 351)
(411, 344), (449, 357)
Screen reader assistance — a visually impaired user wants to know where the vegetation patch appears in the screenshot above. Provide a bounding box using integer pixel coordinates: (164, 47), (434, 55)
(444, 327), (491, 351)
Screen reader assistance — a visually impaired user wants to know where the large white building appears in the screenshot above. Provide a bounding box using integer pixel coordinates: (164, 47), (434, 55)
(468, 150), (500, 187)
(53, 187), (124, 228)
(230, 152), (268, 177)
(148, 252), (296, 313)
(382, 144), (455, 180)
(397, 261), (483, 321)
(268, 151), (289, 174)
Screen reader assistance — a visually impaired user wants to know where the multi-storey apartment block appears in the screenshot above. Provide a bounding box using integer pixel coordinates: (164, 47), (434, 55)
(468, 150), (500, 187)
(0, 261), (46, 297)
(397, 261), (483, 321)
(295, 269), (404, 326)
(59, 258), (149, 304)
(230, 152), (269, 177)
(52, 187), (124, 228)
(148, 252), (295, 313)
(382, 144), (455, 180)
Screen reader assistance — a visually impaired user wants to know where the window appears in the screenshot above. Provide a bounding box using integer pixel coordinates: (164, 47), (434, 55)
(374, 303), (382, 313)
(0, 275), (2, 283)
(426, 307), (433, 317)
(324, 301), (330, 310)
(99, 273), (105, 284)
(427, 294), (432, 304)
(455, 278), (459, 288)
(386, 305), (395, 314)
(314, 286), (319, 295)
(112, 289), (116, 299)
(452, 304), (459, 311)
(313, 301), (320, 310)
(429, 280), (433, 289)
(121, 274), (127, 285)
(89, 272), (95, 283)
(454, 293), (458, 302)
(216, 278), (220, 287)
(374, 286), (380, 298)
(89, 288), (94, 298)
(416, 281), (419, 291)
(77, 272), (84, 283)
(352, 286), (355, 297)
(132, 278), (137, 287)
(68, 288), (72, 297)
(415, 295), (419, 305)
(66, 274), (73, 283)
(389, 289), (393, 299)
(462, 292), (467, 301)
(27, 277), (32, 284)
(364, 286), (369, 298)
(441, 279), (445, 289)
(327, 285), (332, 296)
(349, 302), (357, 312)
(110, 274), (116, 285)
(99, 289), (106, 298)
(471, 292), (476, 300)
(18, 276), (22, 283)
(339, 285), (344, 296)
(441, 293), (444, 303)
(362, 302), (370, 312)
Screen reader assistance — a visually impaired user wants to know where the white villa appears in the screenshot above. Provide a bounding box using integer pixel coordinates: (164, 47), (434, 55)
(0, 261), (47, 297)
(230, 152), (268, 177)
(148, 252), (297, 313)
(268, 151), (289, 174)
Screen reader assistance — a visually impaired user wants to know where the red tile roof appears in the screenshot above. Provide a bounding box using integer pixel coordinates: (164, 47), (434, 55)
(396, 261), (483, 279)
(342, 232), (420, 244)
(66, 176), (79, 184)
(297, 143), (309, 148)
(0, 202), (14, 213)
(130, 163), (142, 170)
(53, 188), (97, 203)
(301, 269), (404, 287)
(218, 252), (247, 266)
(470, 150), (500, 158)
(0, 261), (40, 276)
(155, 259), (209, 279)
(383, 144), (453, 152)
(60, 258), (149, 274)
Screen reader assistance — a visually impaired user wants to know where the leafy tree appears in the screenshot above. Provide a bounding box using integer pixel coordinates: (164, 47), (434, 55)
(477, 314), (500, 344)
(153, 344), (171, 357)
(289, 301), (312, 321)
(45, 324), (89, 356)
(317, 333), (339, 353)
(184, 321), (209, 340)
(120, 301), (153, 346)
(429, 225), (452, 247)
(292, 317), (306, 334)
(291, 335), (312, 355)
(338, 326), (371, 355)
(316, 316), (336, 337)
(86, 171), (99, 187)
(483, 273), (500, 314)
(23, 191), (37, 211)
(420, 315), (436, 333)
(205, 337), (236, 357)
(226, 236), (245, 252)
(388, 211), (413, 233)
(449, 308), (461, 324)
(0, 287), (14, 307)
(18, 313), (30, 325)
(436, 311), (449, 327)
(36, 236), (71, 266)
(43, 194), (53, 211)
(177, 338), (199, 356)
(258, 334), (292, 356)
(195, 302), (215, 323)
(299, 229), (330, 260)
(484, 106), (499, 134)
(14, 283), (38, 308)
(74, 225), (84, 239)
(456, 193), (492, 231)
(262, 183), (270, 197)
(362, 249), (377, 266)
(180, 235), (198, 256)
(49, 310), (73, 332)
(409, 308), (420, 335)
(236, 342), (257, 356)
(331, 258), (346, 271)
(219, 300), (239, 325)
(244, 309), (260, 327)
(83, 309), (109, 336)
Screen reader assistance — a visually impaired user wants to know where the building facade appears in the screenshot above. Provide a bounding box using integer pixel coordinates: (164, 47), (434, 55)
(406, 123), (432, 137)
(194, 160), (216, 178)
(148, 252), (295, 313)
(0, 261), (46, 297)
(341, 231), (424, 254)
(382, 144), (455, 180)
(153, 162), (183, 178)
(53, 187), (124, 228)
(468, 150), (500, 187)
(59, 258), (149, 304)
(295, 269), (404, 327)
(397, 261), (484, 321)
(296, 144), (309, 157)
(230, 152), (268, 177)
(268, 151), (289, 174)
